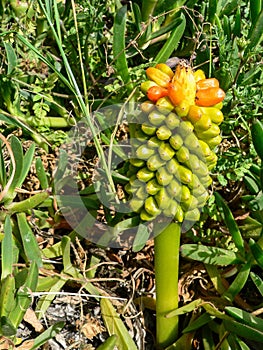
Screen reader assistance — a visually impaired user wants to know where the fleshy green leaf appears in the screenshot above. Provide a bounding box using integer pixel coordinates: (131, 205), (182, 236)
(31, 322), (65, 349)
(223, 262), (251, 302)
(0, 316), (16, 336)
(166, 299), (203, 318)
(132, 223), (150, 252)
(225, 306), (263, 331)
(250, 271), (263, 296)
(245, 9), (263, 55)
(181, 244), (242, 265)
(223, 318), (263, 342)
(9, 262), (39, 328)
(3, 42), (17, 75)
(113, 6), (130, 85)
(214, 192), (244, 254)
(183, 313), (214, 333)
(35, 157), (49, 189)
(155, 14), (186, 63)
(100, 298), (138, 350)
(17, 212), (43, 267)
(1, 216), (13, 279)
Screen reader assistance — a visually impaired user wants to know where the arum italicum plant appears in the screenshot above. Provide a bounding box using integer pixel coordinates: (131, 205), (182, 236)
(126, 61), (225, 348)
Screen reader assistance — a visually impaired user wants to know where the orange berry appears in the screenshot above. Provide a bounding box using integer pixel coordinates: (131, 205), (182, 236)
(195, 87), (225, 107)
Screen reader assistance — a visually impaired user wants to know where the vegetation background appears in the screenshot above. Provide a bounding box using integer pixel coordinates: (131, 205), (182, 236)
(0, 0), (262, 349)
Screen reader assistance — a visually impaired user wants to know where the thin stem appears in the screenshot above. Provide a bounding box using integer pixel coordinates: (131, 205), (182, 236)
(154, 222), (181, 348)
(71, 0), (88, 105)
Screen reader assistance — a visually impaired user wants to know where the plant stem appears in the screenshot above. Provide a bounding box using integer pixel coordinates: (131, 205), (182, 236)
(154, 222), (181, 348)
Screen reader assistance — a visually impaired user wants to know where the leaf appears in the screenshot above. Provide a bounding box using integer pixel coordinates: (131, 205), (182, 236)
(61, 236), (80, 278)
(155, 14), (186, 63)
(220, 0), (239, 16)
(182, 312), (214, 333)
(96, 335), (118, 350)
(243, 175), (260, 195)
(1, 216), (13, 279)
(249, 238), (263, 268)
(214, 192), (244, 254)
(208, 0), (219, 24)
(249, 191), (263, 212)
(0, 141), (6, 187)
(239, 215), (262, 238)
(100, 298), (138, 350)
(250, 0), (262, 25)
(35, 277), (66, 320)
(223, 318), (263, 342)
(148, 17), (183, 41)
(166, 299), (203, 318)
(0, 316), (16, 337)
(31, 322), (65, 349)
(16, 142), (35, 188)
(180, 244), (242, 265)
(131, 2), (142, 32)
(133, 223), (150, 252)
(6, 135), (23, 198)
(251, 118), (263, 161)
(245, 9), (263, 55)
(250, 271), (263, 296)
(205, 264), (226, 294)
(223, 262), (251, 302)
(9, 262), (39, 328)
(113, 5), (130, 85)
(0, 275), (16, 317)
(225, 306), (263, 331)
(17, 212), (43, 268)
(3, 41), (17, 75)
(35, 157), (49, 189)
(0, 113), (49, 148)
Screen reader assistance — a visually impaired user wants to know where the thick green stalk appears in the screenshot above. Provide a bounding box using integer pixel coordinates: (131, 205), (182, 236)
(154, 222), (181, 348)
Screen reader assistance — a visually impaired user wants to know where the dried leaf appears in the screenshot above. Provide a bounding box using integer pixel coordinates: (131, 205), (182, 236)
(24, 308), (44, 333)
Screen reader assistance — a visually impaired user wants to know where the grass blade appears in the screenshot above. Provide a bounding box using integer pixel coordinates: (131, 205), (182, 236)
(155, 14), (186, 63)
